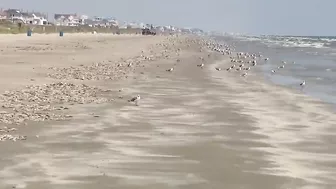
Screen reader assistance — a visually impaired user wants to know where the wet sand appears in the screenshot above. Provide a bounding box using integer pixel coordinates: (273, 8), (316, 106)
(0, 34), (335, 189)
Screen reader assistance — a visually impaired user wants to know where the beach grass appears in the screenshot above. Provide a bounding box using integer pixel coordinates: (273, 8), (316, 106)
(0, 21), (142, 34)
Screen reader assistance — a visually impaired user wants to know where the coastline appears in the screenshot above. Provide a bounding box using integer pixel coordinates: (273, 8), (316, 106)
(216, 35), (336, 109)
(0, 33), (335, 189)
(0, 22), (142, 35)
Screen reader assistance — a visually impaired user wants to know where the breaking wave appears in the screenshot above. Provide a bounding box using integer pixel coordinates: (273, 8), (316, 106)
(232, 35), (336, 49)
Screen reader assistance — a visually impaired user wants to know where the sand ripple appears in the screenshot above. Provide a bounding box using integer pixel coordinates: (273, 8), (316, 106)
(209, 60), (336, 186)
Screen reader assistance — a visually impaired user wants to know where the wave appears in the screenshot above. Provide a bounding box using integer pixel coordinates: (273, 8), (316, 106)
(232, 35), (336, 49)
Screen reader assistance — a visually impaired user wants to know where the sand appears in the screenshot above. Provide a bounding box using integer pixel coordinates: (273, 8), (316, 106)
(0, 33), (335, 189)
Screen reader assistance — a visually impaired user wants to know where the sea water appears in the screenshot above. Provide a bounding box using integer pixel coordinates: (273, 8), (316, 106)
(217, 35), (336, 107)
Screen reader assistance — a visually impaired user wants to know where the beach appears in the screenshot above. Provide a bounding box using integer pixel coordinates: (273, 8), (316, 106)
(0, 33), (335, 189)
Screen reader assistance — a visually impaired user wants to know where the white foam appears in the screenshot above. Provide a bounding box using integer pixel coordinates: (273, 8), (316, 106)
(234, 35), (330, 49)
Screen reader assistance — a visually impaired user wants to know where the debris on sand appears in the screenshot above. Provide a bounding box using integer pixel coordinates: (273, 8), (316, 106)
(0, 127), (26, 142)
(47, 56), (151, 81)
(0, 82), (113, 125)
(0, 134), (27, 142)
(48, 62), (132, 80)
(47, 47), (173, 81)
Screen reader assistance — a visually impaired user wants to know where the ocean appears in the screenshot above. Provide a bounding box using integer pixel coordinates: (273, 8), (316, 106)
(216, 35), (336, 107)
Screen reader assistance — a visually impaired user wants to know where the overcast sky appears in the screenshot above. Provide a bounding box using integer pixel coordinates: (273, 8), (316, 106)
(1, 0), (334, 36)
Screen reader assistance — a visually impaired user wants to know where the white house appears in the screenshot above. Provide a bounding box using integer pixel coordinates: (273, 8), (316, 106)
(79, 15), (89, 25)
(31, 13), (48, 25)
(3, 9), (48, 25)
(0, 9), (7, 20)
(54, 13), (79, 26)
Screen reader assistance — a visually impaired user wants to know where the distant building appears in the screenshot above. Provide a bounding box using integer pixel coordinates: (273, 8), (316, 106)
(107, 18), (119, 27)
(2, 9), (47, 25)
(54, 13), (79, 26)
(138, 22), (146, 29)
(85, 17), (118, 28)
(54, 14), (119, 27)
(0, 9), (7, 20)
(125, 22), (143, 29)
(180, 28), (192, 34)
(93, 16), (103, 22)
(79, 14), (88, 24)
(31, 12), (48, 25)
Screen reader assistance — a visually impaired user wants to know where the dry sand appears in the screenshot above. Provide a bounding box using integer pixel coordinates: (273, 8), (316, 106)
(0, 33), (335, 189)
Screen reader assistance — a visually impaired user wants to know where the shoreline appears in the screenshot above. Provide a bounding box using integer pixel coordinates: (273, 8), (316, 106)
(0, 34), (335, 189)
(238, 57), (336, 112)
(210, 58), (336, 186)
(217, 35), (336, 109)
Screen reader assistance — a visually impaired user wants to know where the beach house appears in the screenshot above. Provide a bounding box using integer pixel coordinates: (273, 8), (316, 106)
(84, 17), (119, 28)
(0, 9), (7, 20)
(54, 13), (80, 26)
(2, 9), (48, 25)
(4, 9), (23, 22)
(31, 12), (48, 25)
(79, 15), (89, 25)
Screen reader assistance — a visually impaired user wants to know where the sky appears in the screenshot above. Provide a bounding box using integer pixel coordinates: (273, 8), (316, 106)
(1, 0), (335, 36)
